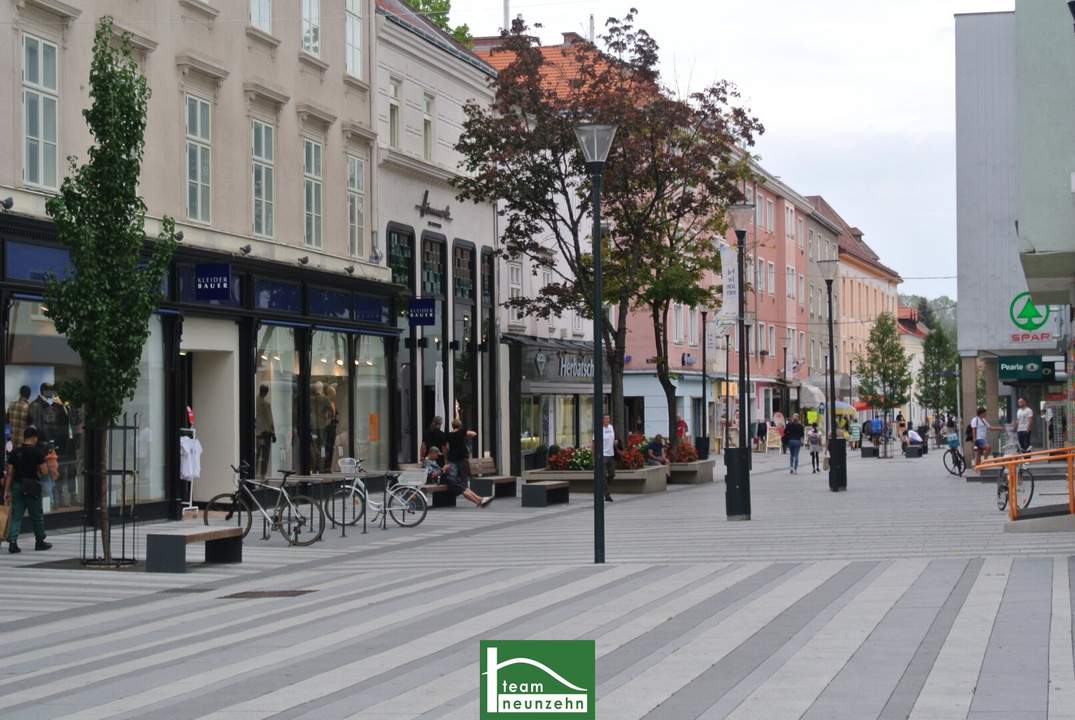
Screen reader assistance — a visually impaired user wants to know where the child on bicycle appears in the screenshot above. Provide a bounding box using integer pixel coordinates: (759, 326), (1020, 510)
(424, 447), (491, 508)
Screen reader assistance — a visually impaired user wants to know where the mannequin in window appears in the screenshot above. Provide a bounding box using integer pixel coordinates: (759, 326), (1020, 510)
(7, 385), (31, 448)
(29, 383), (69, 506)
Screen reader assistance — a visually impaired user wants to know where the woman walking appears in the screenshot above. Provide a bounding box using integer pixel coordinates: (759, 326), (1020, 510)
(784, 414), (805, 474)
(807, 423), (822, 473)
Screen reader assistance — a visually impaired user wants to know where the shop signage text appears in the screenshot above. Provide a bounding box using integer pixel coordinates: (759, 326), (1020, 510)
(999, 354), (1054, 381)
(194, 263), (231, 301)
(560, 355), (594, 379)
(416, 190), (452, 221)
(408, 298), (436, 326)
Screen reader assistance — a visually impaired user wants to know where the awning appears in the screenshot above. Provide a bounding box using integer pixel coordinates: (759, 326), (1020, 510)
(798, 383), (825, 406)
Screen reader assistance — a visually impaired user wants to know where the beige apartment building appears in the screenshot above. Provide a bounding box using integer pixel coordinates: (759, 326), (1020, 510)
(0, 0), (418, 529)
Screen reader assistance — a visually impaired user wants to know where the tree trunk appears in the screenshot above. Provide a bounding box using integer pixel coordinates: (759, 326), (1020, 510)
(651, 303), (678, 450)
(92, 426), (111, 563)
(606, 302), (630, 443)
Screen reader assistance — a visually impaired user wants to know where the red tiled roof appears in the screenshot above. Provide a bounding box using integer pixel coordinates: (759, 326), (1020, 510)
(807, 195), (901, 282)
(897, 306), (929, 337)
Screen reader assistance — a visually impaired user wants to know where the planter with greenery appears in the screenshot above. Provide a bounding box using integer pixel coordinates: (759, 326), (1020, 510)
(667, 443), (715, 484)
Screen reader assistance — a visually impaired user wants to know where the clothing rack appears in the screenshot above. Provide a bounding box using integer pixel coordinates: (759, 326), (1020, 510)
(179, 427), (197, 514)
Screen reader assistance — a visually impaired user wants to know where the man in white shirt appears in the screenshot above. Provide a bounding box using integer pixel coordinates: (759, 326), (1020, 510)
(971, 406), (991, 467)
(1016, 397), (1034, 453)
(906, 429), (923, 446)
(601, 415), (615, 503)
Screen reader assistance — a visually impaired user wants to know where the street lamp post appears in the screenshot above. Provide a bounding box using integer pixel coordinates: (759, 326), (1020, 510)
(575, 123), (617, 564)
(724, 334), (731, 451)
(701, 309), (709, 459)
(818, 258), (846, 491)
(725, 201), (754, 520)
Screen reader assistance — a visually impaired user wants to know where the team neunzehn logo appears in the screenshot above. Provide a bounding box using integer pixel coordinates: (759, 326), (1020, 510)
(480, 640), (595, 718)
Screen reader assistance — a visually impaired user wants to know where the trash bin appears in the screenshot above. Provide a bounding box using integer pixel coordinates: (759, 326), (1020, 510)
(724, 447), (751, 519)
(694, 436), (710, 461)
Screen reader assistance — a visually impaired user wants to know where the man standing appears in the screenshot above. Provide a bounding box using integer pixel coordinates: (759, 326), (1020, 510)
(601, 415), (615, 503)
(4, 427), (55, 553)
(971, 406), (992, 467)
(1016, 397), (1034, 453)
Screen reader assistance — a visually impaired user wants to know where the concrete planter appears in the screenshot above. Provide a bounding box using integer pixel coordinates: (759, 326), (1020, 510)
(668, 459), (715, 484)
(861, 447), (879, 458)
(525, 465), (668, 494)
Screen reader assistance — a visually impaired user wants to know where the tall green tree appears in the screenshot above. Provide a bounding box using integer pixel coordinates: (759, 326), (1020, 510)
(407, 0), (472, 46)
(916, 326), (958, 416)
(44, 18), (177, 562)
(857, 313), (913, 455)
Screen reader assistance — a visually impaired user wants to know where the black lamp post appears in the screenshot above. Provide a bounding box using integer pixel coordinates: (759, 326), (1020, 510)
(575, 123), (617, 564)
(700, 309), (709, 459)
(725, 201), (755, 520)
(818, 258), (846, 491)
(724, 334), (731, 452)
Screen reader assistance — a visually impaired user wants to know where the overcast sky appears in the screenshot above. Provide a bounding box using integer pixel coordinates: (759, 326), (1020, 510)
(449, 0), (1016, 300)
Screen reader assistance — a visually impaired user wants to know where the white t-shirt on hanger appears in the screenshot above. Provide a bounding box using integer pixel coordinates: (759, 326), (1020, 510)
(180, 435), (203, 480)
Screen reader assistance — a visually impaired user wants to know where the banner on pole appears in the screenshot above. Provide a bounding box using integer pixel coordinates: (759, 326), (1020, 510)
(716, 245), (739, 337)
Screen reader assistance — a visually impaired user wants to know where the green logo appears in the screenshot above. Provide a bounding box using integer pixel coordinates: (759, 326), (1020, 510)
(1010, 292), (1050, 331)
(480, 640), (595, 719)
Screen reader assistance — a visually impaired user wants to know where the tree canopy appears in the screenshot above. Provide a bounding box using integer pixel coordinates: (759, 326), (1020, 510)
(407, 0), (472, 46)
(916, 326), (958, 416)
(857, 312), (913, 415)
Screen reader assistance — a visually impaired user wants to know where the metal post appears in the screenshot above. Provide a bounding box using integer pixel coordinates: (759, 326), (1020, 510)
(826, 278), (846, 491)
(725, 229), (751, 520)
(783, 345), (788, 414)
(701, 309), (708, 447)
(590, 165), (605, 564)
(724, 335), (731, 451)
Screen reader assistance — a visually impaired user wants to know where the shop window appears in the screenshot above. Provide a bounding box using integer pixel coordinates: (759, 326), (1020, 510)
(555, 395), (576, 448)
(453, 245), (474, 300)
(310, 330), (350, 472)
(6, 300), (85, 513)
(480, 251), (494, 306)
(254, 325), (300, 478)
(388, 229), (413, 288)
(5, 240), (70, 283)
(354, 296), (390, 324)
(309, 286), (351, 319)
(113, 316), (166, 502)
(520, 395), (541, 451)
(422, 238), (445, 297)
(453, 307), (477, 439)
(354, 335), (390, 469)
(254, 278), (300, 313)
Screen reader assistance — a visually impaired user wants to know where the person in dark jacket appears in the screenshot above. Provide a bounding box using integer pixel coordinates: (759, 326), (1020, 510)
(784, 414), (805, 474)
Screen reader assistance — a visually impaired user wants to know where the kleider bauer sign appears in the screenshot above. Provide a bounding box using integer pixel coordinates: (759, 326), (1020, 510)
(194, 263), (231, 301)
(408, 298), (435, 326)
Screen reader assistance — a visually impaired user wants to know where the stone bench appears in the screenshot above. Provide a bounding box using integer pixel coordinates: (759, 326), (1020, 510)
(861, 446), (879, 458)
(146, 526), (243, 573)
(521, 481), (569, 508)
(904, 445), (924, 458)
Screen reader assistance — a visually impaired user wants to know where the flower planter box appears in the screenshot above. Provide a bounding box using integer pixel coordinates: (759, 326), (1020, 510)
(525, 465), (668, 494)
(668, 459), (715, 484)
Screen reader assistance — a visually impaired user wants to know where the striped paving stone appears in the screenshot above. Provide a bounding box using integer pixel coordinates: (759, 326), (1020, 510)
(0, 450), (1073, 719)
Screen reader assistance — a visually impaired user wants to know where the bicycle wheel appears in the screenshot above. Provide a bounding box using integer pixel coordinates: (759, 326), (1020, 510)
(204, 493), (253, 539)
(324, 485), (366, 527)
(278, 495), (325, 546)
(388, 486), (428, 527)
(1017, 466), (1034, 510)
(996, 474), (1008, 511)
(943, 449), (964, 477)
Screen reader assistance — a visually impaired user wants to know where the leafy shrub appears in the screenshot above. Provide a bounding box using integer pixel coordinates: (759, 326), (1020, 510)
(668, 442), (699, 463)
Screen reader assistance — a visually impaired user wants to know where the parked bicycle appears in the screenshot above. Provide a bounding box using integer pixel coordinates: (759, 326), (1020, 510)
(943, 431), (966, 477)
(324, 458), (428, 528)
(203, 461), (325, 546)
(997, 462), (1034, 512)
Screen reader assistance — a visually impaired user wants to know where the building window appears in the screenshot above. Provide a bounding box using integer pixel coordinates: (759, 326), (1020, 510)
(798, 332), (805, 363)
(303, 138), (323, 248)
(302, 0), (320, 56)
(767, 262), (775, 295)
(797, 218), (805, 248)
(452, 245), (474, 300)
(388, 79), (401, 149)
(250, 0), (272, 32)
(185, 95), (211, 222)
(756, 258), (765, 293)
(786, 266), (795, 299)
(347, 154), (364, 257)
(422, 94), (434, 161)
(745, 254), (754, 289)
(673, 304), (683, 344)
(785, 206), (794, 239)
(757, 322), (765, 355)
(251, 120), (274, 237)
(22, 34), (58, 189)
(809, 282), (815, 316)
(766, 200), (774, 232)
(755, 193), (764, 227)
(769, 325), (776, 358)
(808, 230), (814, 260)
(688, 306), (698, 346)
(573, 310), (583, 333)
(345, 0), (362, 78)
(388, 229), (413, 287)
(508, 262), (523, 323)
(798, 274), (805, 305)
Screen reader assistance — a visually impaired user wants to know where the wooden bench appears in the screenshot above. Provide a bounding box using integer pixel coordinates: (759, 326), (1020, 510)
(522, 481), (569, 508)
(146, 526), (243, 573)
(467, 458), (517, 498)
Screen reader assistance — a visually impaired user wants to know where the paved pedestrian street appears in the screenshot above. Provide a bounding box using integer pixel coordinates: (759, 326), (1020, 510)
(2, 451), (1074, 719)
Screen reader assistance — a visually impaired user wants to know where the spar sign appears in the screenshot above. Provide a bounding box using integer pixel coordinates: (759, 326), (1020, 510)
(1009, 292), (1055, 344)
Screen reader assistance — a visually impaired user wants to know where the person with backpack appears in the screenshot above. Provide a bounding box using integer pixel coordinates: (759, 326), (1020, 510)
(969, 407), (992, 467)
(4, 427), (56, 553)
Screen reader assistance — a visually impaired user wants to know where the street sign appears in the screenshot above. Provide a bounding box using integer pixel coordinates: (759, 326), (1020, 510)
(999, 354), (1049, 381)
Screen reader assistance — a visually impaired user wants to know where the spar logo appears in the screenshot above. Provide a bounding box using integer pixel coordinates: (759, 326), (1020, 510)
(480, 640), (595, 718)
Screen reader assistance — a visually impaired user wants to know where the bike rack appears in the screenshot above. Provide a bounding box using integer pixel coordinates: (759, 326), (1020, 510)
(977, 446), (1075, 521)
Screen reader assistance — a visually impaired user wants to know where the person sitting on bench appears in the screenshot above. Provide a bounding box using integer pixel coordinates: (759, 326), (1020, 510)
(645, 435), (669, 466)
(425, 447), (490, 508)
